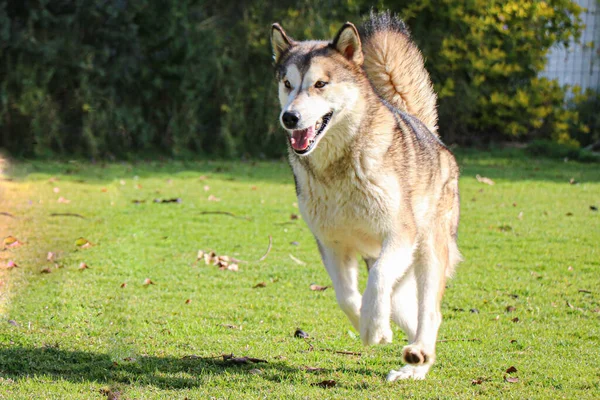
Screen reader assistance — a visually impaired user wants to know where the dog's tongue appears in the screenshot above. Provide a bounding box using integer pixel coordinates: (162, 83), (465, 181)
(290, 126), (316, 151)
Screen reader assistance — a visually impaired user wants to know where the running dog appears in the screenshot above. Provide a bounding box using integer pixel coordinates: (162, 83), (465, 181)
(270, 11), (461, 380)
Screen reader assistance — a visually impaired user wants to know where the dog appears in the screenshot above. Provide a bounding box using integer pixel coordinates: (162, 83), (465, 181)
(270, 11), (461, 381)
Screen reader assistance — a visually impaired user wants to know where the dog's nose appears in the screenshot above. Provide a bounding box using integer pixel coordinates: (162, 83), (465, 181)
(282, 111), (300, 129)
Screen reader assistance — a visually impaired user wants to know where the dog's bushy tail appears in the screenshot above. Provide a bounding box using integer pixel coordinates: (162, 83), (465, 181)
(359, 11), (438, 135)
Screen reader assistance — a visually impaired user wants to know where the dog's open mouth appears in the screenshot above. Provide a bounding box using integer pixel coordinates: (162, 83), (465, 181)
(289, 111), (333, 155)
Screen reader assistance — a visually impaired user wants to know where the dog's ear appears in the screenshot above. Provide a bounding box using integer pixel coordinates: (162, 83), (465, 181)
(332, 22), (363, 65)
(271, 23), (294, 63)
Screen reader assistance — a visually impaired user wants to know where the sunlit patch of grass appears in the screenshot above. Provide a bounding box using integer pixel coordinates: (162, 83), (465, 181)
(0, 151), (598, 398)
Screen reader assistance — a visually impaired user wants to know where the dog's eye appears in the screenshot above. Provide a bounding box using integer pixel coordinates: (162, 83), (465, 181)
(314, 81), (328, 89)
(284, 80), (291, 89)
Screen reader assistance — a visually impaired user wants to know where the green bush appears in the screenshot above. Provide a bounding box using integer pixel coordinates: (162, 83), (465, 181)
(0, 0), (591, 158)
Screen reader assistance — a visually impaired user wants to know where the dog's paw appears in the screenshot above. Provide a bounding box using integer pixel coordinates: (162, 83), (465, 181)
(402, 344), (434, 365)
(386, 365), (429, 381)
(360, 319), (393, 345)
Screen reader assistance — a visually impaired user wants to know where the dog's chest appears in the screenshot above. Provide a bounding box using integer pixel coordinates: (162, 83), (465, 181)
(295, 166), (397, 254)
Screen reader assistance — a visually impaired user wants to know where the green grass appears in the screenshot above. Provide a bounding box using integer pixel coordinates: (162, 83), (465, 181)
(0, 151), (599, 399)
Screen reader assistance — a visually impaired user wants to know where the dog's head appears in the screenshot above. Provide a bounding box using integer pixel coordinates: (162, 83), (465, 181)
(271, 23), (364, 156)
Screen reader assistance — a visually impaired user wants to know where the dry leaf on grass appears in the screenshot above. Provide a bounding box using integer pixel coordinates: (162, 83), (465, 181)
(40, 267), (52, 274)
(4, 260), (19, 269)
(57, 197), (71, 204)
(294, 328), (309, 338)
(310, 284), (329, 291)
(506, 366), (517, 374)
(78, 262), (89, 270)
(185, 299), (192, 304)
(143, 278), (154, 286)
(75, 237), (94, 248)
(504, 376), (519, 383)
(120, 283), (127, 288)
(207, 195), (221, 202)
(476, 174), (495, 185)
(47, 252), (56, 262)
(312, 379), (336, 388)
(4, 236), (24, 248)
(253, 282), (266, 288)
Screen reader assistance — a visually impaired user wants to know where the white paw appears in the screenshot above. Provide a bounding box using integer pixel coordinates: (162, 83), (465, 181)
(386, 365), (429, 381)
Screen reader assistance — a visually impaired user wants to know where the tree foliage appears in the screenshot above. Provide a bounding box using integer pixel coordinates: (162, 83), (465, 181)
(0, 0), (594, 158)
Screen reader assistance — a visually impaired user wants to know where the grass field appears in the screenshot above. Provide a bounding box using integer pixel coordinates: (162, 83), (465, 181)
(0, 150), (599, 399)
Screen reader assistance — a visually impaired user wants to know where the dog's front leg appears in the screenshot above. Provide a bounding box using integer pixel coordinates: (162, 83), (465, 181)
(317, 241), (362, 331)
(360, 238), (415, 345)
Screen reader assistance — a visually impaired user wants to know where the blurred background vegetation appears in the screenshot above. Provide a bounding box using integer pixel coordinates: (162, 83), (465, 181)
(0, 0), (598, 159)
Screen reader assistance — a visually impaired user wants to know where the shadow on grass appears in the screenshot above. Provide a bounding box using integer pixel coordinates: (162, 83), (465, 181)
(0, 346), (303, 389)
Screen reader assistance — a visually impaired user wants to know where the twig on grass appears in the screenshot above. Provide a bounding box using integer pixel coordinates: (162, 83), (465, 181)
(199, 210), (252, 221)
(0, 212), (15, 218)
(50, 213), (86, 219)
(437, 338), (481, 343)
(231, 235), (273, 264)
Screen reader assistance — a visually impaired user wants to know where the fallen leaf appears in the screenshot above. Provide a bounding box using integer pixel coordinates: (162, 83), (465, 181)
(506, 305), (516, 312)
(143, 278), (154, 286)
(101, 188), (108, 192)
(219, 324), (239, 329)
(590, 205), (598, 211)
(153, 198), (181, 203)
(8, 320), (18, 326)
(41, 267), (52, 274)
(476, 174), (495, 185)
(47, 252), (56, 262)
(203, 185), (210, 191)
(510, 339), (517, 343)
(4, 236), (23, 248)
(506, 366), (517, 374)
(132, 200), (146, 204)
(53, 187), (60, 193)
(207, 195), (220, 202)
(469, 308), (480, 313)
(517, 212), (523, 220)
(294, 328), (309, 338)
(120, 283), (127, 288)
(504, 376), (519, 383)
(566, 212), (573, 216)
(204, 251), (217, 265)
(79, 262), (89, 270)
(568, 265), (573, 271)
(569, 178), (576, 185)
(251, 186), (258, 191)
(312, 379), (336, 388)
(511, 317), (519, 323)
(253, 282), (267, 288)
(185, 298), (192, 304)
(119, 180), (126, 185)
(472, 378), (483, 385)
(5, 260), (19, 269)
(196, 250), (205, 261)
(249, 368), (263, 374)
(290, 213), (299, 220)
(75, 237), (94, 248)
(57, 196), (71, 204)
(226, 263), (238, 272)
(310, 284), (329, 291)
(566, 301), (574, 309)
(290, 241), (299, 246)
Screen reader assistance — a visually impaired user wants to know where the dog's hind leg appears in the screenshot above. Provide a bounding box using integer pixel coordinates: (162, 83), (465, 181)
(318, 241), (362, 331)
